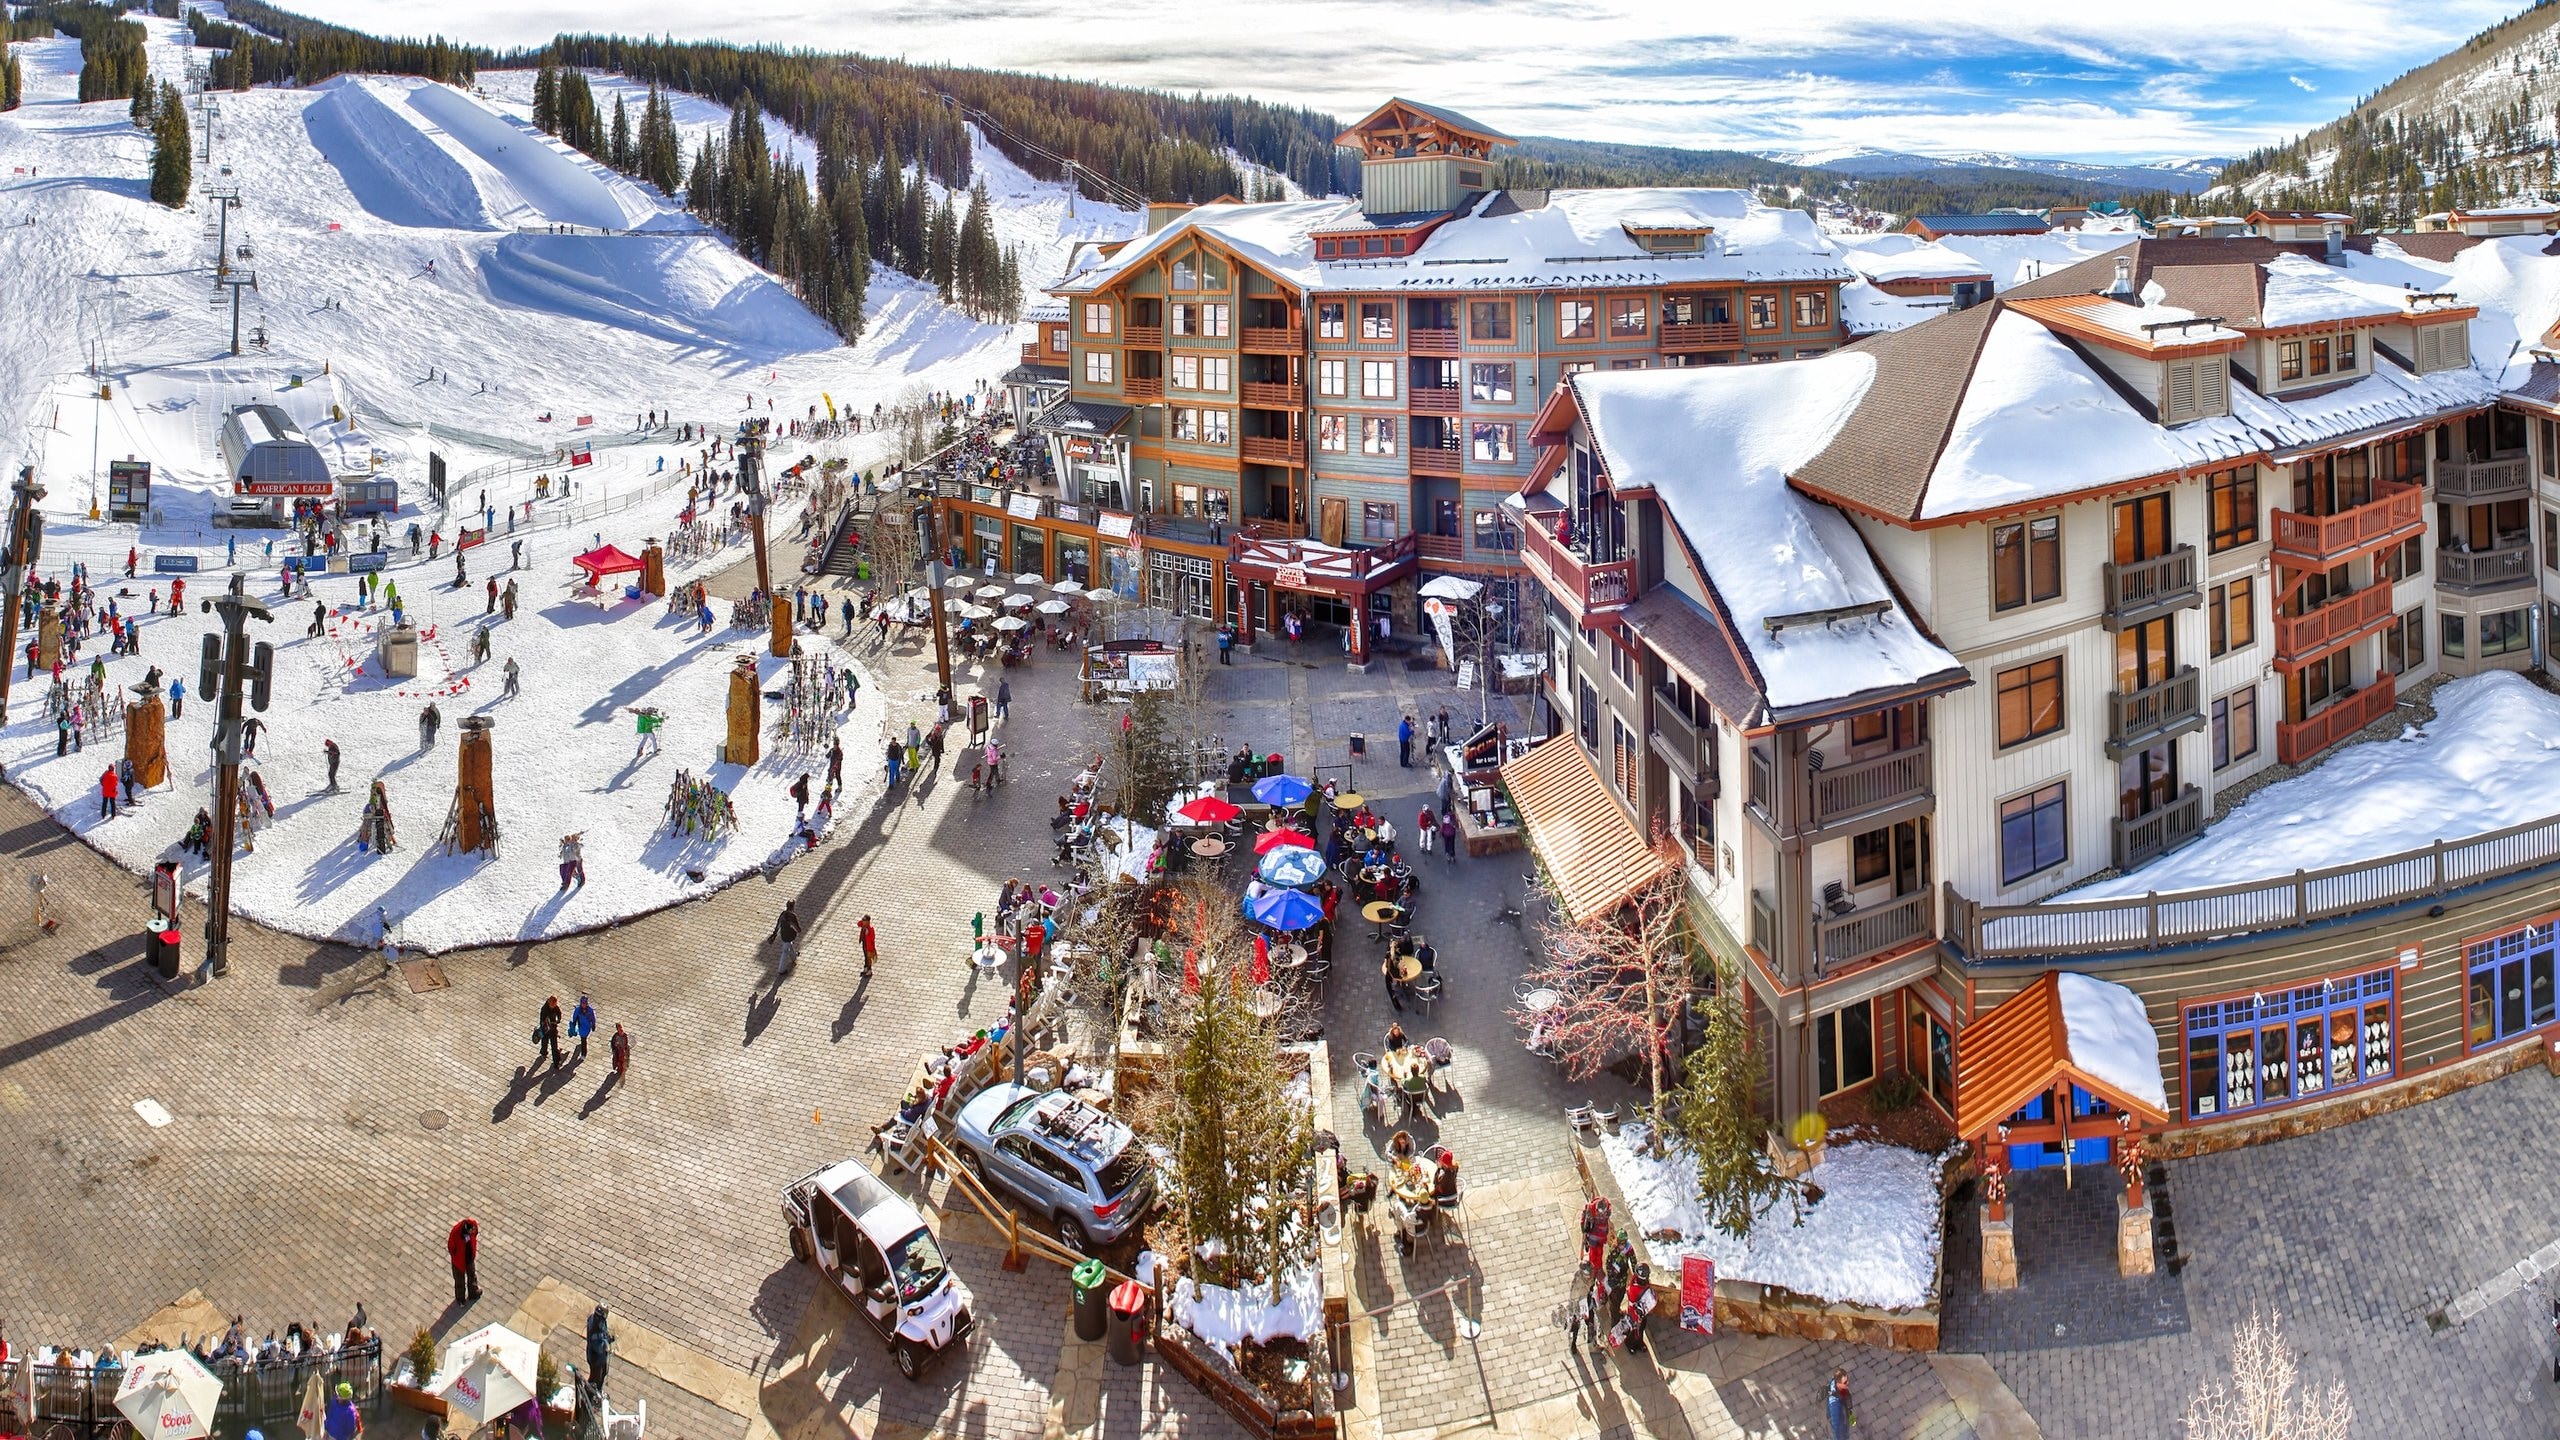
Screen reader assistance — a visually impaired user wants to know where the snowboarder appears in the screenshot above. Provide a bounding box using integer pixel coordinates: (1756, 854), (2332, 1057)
(502, 656), (520, 698)
(419, 703), (442, 749)
(557, 832), (585, 890)
(323, 739), (340, 792)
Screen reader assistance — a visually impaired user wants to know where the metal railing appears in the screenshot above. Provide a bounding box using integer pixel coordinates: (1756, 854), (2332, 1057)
(3, 1339), (383, 1440)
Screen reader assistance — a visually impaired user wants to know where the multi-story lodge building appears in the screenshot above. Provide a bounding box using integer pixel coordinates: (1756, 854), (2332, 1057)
(1509, 232), (2538, 1151)
(936, 99), (1854, 658)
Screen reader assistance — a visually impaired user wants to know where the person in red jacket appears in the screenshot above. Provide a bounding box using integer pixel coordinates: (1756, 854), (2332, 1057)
(98, 764), (119, 820)
(447, 1218), (481, 1306)
(858, 915), (877, 974)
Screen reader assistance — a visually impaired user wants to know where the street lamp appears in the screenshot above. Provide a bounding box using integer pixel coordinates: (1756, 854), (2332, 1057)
(197, 577), (273, 978)
(0, 467), (46, 725)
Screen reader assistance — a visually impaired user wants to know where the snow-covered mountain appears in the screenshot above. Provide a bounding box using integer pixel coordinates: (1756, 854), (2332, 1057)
(1762, 144), (2226, 193)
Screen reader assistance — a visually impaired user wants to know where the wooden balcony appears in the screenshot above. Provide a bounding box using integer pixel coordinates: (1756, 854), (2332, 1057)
(2100, 545), (2200, 630)
(1810, 745), (1932, 836)
(1122, 324), (1163, 349)
(2276, 673), (2395, 765)
(1239, 517), (1305, 541)
(2271, 483), (2423, 565)
(2435, 455), (2531, 501)
(2106, 667), (2204, 758)
(1240, 381), (1302, 409)
(1408, 327), (1460, 356)
(1816, 888), (1935, 973)
(2275, 584), (2394, 668)
(1019, 342), (1043, 364)
(2435, 543), (2533, 591)
(1238, 433), (1303, 466)
(1659, 321), (1742, 350)
(1415, 534), (1464, 563)
(1410, 448), (1464, 478)
(2111, 785), (2205, 873)
(1649, 689), (1715, 782)
(1517, 509), (1633, 621)
(1409, 386), (1461, 415)
(1242, 325), (1301, 353)
(1123, 374), (1165, 400)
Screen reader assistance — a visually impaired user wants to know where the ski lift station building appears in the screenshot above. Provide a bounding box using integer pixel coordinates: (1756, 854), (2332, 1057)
(219, 403), (330, 490)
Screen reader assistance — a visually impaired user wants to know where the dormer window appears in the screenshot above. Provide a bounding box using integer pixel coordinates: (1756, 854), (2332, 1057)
(2278, 327), (2363, 386)
(2162, 356), (2231, 424)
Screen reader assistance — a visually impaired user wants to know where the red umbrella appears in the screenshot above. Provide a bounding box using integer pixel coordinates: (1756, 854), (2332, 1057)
(1255, 827), (1316, 854)
(1252, 935), (1272, 986)
(1179, 795), (1241, 824)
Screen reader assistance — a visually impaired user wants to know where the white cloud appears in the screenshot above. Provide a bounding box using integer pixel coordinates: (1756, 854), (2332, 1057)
(2289, 75), (2319, 92)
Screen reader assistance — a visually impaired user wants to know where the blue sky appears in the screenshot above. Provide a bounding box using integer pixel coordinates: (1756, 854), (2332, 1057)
(296, 0), (2528, 163)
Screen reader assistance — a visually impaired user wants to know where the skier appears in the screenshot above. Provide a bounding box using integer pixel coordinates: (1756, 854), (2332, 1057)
(419, 702), (442, 749)
(472, 626), (491, 664)
(502, 656), (521, 698)
(454, 552), (467, 589)
(633, 707), (663, 757)
(510, 539), (522, 571)
(323, 738), (340, 792)
(240, 716), (264, 758)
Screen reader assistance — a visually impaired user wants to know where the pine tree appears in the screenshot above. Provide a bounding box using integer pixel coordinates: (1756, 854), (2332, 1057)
(609, 93), (631, 172)
(1660, 968), (1795, 1239)
(532, 61), (557, 134)
(1, 49), (20, 113)
(149, 80), (190, 208)
(954, 178), (990, 316)
(130, 79), (154, 130)
(685, 135), (720, 222)
(997, 242), (1021, 323)
(926, 191), (957, 302)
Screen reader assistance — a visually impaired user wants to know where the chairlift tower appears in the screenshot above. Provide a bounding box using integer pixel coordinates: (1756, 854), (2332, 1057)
(196, 92), (220, 166)
(217, 270), (256, 356)
(202, 182), (240, 276)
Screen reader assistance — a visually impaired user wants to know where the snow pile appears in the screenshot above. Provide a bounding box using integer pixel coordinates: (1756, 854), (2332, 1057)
(1095, 816), (1163, 885)
(2074, 672), (2560, 902)
(1599, 1126), (1943, 1312)
(305, 77), (495, 231)
(482, 233), (838, 354)
(1168, 1267), (1322, 1359)
(2056, 973), (2168, 1113)
(2257, 252), (2403, 328)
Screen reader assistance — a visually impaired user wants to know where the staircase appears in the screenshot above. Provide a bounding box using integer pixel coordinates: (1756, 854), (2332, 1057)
(815, 506), (863, 581)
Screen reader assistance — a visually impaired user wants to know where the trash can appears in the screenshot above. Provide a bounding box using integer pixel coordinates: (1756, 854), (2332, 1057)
(1071, 1259), (1109, 1342)
(1104, 1280), (1147, 1366)
(149, 927), (182, 980)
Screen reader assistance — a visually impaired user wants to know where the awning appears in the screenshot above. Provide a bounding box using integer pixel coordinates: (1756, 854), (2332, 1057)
(572, 544), (645, 582)
(1041, 400), (1133, 437)
(1952, 972), (2170, 1137)
(1498, 736), (1672, 924)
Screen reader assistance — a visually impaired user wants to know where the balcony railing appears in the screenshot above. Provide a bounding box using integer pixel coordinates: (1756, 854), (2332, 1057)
(1238, 433), (1302, 466)
(2436, 543), (2533, 590)
(1410, 448), (1463, 478)
(1123, 374), (1165, 400)
(2436, 454), (2531, 500)
(2271, 483), (2423, 564)
(1659, 320), (1742, 350)
(1408, 327), (1461, 356)
(1410, 386), (1461, 415)
(1649, 690), (1715, 782)
(2275, 584), (2394, 665)
(2106, 667), (2204, 757)
(1517, 510), (1633, 619)
(1816, 888), (1935, 972)
(1416, 533), (1464, 562)
(2276, 673), (2396, 765)
(2101, 545), (2200, 630)
(1810, 744), (1932, 834)
(2112, 785), (2205, 872)
(1242, 324), (1301, 353)
(1123, 324), (1163, 348)
(1240, 381), (1303, 409)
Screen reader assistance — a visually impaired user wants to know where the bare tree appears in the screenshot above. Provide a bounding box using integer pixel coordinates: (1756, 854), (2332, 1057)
(1507, 843), (1694, 1124)
(2184, 1309), (2351, 1440)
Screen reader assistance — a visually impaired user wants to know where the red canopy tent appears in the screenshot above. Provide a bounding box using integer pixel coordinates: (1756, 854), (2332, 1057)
(571, 544), (644, 586)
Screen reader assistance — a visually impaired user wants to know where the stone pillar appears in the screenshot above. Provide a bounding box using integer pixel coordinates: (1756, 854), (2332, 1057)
(2116, 1196), (2156, 1277)
(124, 686), (167, 789)
(35, 599), (60, 669)
(725, 655), (761, 766)
(769, 592), (792, 658)
(1980, 1208), (2018, 1292)
(455, 715), (495, 854)
(640, 541), (667, 597)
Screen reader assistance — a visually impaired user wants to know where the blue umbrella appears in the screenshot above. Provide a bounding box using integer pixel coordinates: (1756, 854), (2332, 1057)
(1257, 844), (1327, 889)
(1244, 887), (1325, 932)
(1252, 773), (1313, 807)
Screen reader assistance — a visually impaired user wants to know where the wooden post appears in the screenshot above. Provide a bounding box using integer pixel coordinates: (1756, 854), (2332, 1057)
(724, 655), (761, 766)
(124, 685), (167, 788)
(769, 592), (792, 658)
(639, 541), (666, 597)
(455, 715), (495, 853)
(2293, 867), (2308, 917)
(1004, 1210), (1025, 1272)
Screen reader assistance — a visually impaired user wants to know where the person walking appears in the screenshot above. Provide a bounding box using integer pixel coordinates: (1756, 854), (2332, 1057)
(168, 675), (183, 720)
(1417, 805), (1436, 855)
(1435, 767), (1455, 816)
(772, 900), (802, 976)
(485, 577), (498, 615)
(502, 657), (521, 698)
(1827, 1368), (1853, 1439)
(1565, 1270), (1602, 1350)
(29, 871), (53, 933)
(568, 994), (596, 1061)
(1397, 714), (1415, 768)
(609, 1023), (630, 1081)
(1217, 625), (1233, 665)
(1439, 809), (1459, 863)
(419, 703), (442, 749)
(983, 740), (1002, 786)
(558, 833), (586, 890)
(857, 914), (877, 974)
(884, 737), (903, 788)
(324, 739), (341, 792)
(323, 1380), (363, 1440)
(584, 1305), (615, 1393)
(791, 772), (812, 820)
(97, 764), (119, 819)
(995, 676), (1010, 721)
(447, 1218), (482, 1305)
(827, 737), (844, 790)
(534, 995), (564, 1071)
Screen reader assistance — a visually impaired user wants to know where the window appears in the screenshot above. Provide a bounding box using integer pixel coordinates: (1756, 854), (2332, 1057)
(1907, 995), (1955, 1114)
(1170, 354), (1199, 389)
(1317, 415), (1347, 452)
(2207, 468), (2259, 551)
(2209, 576), (2255, 657)
(1472, 509), (1516, 551)
(1612, 716), (1637, 796)
(1561, 360), (1597, 377)
(2442, 611), (2466, 660)
(1999, 781), (2068, 885)
(1468, 300), (1512, 341)
(1995, 657), (2064, 748)
(2546, 509), (2559, 572)
(2337, 330), (2356, 371)
(1201, 409), (1230, 445)
(2279, 340), (2303, 383)
(1469, 363), (1515, 403)
(2385, 605), (2426, 674)
(1202, 356), (1229, 391)
(1048, 328), (1067, 354)
(2482, 607), (2530, 657)
(1360, 360), (1396, 399)
(1991, 514), (2062, 612)
(1793, 289), (1830, 328)
(1317, 359), (1347, 397)
(2212, 686), (2258, 770)
(1083, 302), (1113, 336)
(2164, 358), (2229, 423)
(1203, 303), (1230, 337)
(2466, 920), (2559, 1051)
(1359, 302), (1395, 341)
(1557, 299), (1596, 340)
(1362, 502), (1397, 540)
(2382, 534), (2423, 584)
(2184, 967), (2396, 1118)
(1815, 999), (1876, 1096)
(1578, 678), (1599, 751)
(1747, 292), (1779, 330)
(2308, 335), (2332, 376)
(1170, 303), (1197, 338)
(1317, 303), (1346, 340)
(1608, 298), (1648, 337)
(1609, 358), (1648, 371)
(1171, 408), (1198, 442)
(1360, 416), (1396, 456)
(1852, 828), (1892, 885)
(1083, 350), (1114, 384)
(1470, 422), (1516, 463)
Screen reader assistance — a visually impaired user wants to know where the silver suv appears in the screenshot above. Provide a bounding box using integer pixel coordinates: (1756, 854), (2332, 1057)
(951, 1084), (1154, 1250)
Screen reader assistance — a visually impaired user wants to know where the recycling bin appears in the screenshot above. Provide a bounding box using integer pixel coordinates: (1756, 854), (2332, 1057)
(1105, 1280), (1148, 1365)
(1071, 1259), (1108, 1342)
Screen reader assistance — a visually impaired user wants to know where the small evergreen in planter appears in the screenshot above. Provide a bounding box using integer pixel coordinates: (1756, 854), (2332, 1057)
(535, 1349), (562, 1410)
(401, 1328), (439, 1389)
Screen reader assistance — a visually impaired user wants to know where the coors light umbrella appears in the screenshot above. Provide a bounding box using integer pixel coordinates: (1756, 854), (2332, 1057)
(433, 1323), (542, 1429)
(114, 1350), (222, 1440)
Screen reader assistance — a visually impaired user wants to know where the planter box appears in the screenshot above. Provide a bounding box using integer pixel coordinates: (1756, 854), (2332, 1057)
(386, 1382), (447, 1418)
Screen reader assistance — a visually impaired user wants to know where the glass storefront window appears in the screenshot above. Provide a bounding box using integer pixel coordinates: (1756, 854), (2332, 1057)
(1012, 526), (1046, 580)
(1056, 537), (1091, 586)
(2181, 967), (2394, 1119)
(2466, 918), (2559, 1049)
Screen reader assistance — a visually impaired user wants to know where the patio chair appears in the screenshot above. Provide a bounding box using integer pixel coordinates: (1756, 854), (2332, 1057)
(1409, 972), (1443, 1015)
(882, 1116), (938, 1178)
(1424, 1036), (1455, 1091)
(1567, 1103), (1598, 1133)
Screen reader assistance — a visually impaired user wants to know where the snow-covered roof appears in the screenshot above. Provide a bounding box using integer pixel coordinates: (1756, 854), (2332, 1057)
(1322, 187), (1852, 292)
(1050, 198), (1355, 294)
(1569, 358), (1965, 713)
(1022, 301), (1067, 323)
(2055, 973), (2169, 1115)
(2258, 252), (2403, 328)
(1839, 279), (1949, 335)
(2231, 352), (2498, 457)
(1838, 238), (1991, 284)
(2027, 288), (2246, 347)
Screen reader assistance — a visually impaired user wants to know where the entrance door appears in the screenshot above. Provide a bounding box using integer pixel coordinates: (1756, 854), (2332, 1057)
(1317, 496), (1348, 547)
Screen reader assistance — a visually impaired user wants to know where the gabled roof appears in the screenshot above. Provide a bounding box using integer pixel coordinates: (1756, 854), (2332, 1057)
(1335, 97), (1516, 150)
(1908, 214), (2050, 237)
(1952, 972), (2169, 1137)
(1050, 198), (1356, 296)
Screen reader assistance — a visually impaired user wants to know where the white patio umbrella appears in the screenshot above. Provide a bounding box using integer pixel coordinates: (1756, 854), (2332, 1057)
(433, 1323), (541, 1429)
(1035, 599), (1071, 615)
(903, 587), (932, 604)
(973, 584), (1007, 599)
(960, 603), (997, 620)
(942, 574), (973, 591)
(1003, 592), (1035, 608)
(1051, 578), (1084, 594)
(296, 1370), (329, 1440)
(994, 615), (1030, 632)
(114, 1350), (222, 1440)
(1013, 572), (1044, 585)
(944, 598), (970, 614)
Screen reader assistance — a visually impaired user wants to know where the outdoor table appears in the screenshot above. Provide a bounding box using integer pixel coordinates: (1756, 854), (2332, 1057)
(1245, 988), (1282, 1019)
(1383, 953), (1422, 983)
(1333, 792), (1364, 812)
(973, 944), (1007, 973)
(1362, 900), (1405, 937)
(1523, 987), (1561, 1013)
(1272, 943), (1309, 971)
(1191, 837), (1228, 859)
